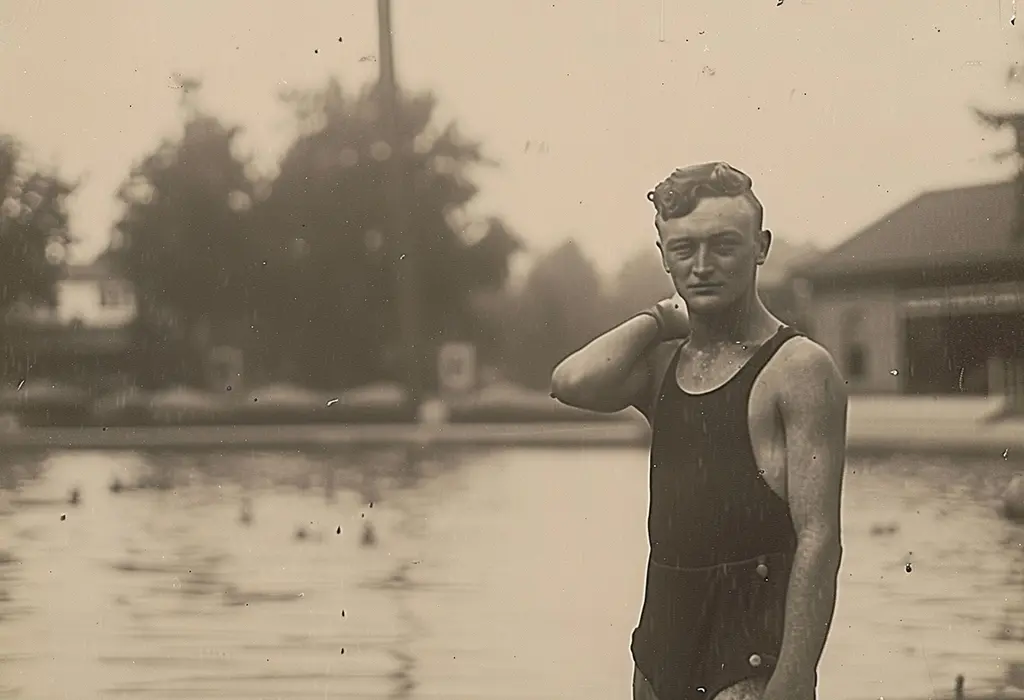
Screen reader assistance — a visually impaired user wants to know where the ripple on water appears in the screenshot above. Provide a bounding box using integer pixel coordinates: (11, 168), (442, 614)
(0, 447), (1018, 699)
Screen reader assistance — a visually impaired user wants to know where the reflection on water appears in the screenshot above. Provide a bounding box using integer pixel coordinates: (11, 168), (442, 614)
(0, 446), (1020, 699)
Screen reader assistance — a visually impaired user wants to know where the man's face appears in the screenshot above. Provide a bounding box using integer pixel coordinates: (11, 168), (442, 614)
(656, 195), (769, 314)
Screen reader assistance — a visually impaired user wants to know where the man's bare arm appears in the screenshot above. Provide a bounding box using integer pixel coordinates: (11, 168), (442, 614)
(549, 314), (661, 414)
(766, 339), (848, 698)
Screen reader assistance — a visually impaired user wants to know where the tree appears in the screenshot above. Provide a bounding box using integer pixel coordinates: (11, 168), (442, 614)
(973, 63), (1024, 215)
(0, 137), (74, 309)
(606, 247), (675, 324)
(249, 78), (519, 389)
(112, 79), (258, 388)
(973, 109), (1024, 168)
(110, 75), (519, 391)
(974, 63), (1024, 166)
(502, 240), (607, 389)
(0, 136), (75, 380)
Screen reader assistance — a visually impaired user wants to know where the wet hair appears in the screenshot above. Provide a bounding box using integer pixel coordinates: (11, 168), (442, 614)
(647, 161), (764, 230)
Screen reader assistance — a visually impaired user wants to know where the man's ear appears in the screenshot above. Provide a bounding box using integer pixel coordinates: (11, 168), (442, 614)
(756, 229), (772, 265)
(655, 238), (669, 273)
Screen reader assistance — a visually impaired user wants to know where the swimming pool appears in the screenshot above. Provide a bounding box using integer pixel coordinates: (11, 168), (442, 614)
(0, 446), (1018, 699)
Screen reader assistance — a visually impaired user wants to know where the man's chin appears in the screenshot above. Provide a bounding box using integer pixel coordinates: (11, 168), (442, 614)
(682, 295), (730, 314)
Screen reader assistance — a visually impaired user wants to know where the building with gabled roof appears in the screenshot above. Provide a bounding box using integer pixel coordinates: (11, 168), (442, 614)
(790, 179), (1024, 397)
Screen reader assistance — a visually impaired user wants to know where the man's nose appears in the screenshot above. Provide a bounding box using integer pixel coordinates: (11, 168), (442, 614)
(692, 247), (714, 277)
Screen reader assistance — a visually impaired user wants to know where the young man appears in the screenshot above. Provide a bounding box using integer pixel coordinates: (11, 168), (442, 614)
(550, 162), (847, 700)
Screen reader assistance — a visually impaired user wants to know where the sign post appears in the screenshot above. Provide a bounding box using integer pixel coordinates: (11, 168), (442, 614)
(437, 342), (477, 400)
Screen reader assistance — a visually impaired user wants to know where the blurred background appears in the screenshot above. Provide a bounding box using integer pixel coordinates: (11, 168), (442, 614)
(3, 1), (1024, 698)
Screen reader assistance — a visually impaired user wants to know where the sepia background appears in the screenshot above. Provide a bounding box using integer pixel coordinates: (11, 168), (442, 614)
(2, 1), (1024, 697)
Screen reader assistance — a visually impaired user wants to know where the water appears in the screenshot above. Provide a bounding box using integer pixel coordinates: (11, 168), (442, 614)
(0, 446), (1021, 699)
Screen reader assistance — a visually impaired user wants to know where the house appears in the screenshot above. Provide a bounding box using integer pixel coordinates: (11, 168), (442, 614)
(3, 258), (137, 387)
(789, 179), (1024, 398)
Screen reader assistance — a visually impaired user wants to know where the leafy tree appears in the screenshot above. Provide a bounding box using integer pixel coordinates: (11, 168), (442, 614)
(110, 75), (518, 392)
(974, 110), (1024, 169)
(502, 240), (607, 389)
(974, 63), (1024, 168)
(249, 78), (519, 389)
(606, 247), (674, 323)
(0, 136), (75, 380)
(112, 79), (258, 388)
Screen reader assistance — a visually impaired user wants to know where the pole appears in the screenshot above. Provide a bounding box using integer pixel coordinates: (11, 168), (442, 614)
(377, 0), (422, 405)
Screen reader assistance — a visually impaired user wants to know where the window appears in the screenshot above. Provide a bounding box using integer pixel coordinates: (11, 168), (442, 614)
(841, 308), (869, 380)
(845, 344), (867, 379)
(99, 281), (130, 308)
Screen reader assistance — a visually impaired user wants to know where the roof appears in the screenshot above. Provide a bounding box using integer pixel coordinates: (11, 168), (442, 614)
(758, 239), (820, 288)
(793, 180), (1024, 279)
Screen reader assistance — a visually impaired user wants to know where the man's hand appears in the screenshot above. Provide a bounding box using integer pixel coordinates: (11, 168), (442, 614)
(653, 293), (690, 340)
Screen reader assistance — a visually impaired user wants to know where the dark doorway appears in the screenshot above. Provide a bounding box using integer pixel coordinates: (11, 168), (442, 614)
(905, 312), (1024, 395)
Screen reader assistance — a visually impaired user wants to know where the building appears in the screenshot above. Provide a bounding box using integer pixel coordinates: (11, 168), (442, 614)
(756, 239), (820, 328)
(790, 179), (1024, 398)
(3, 258), (137, 387)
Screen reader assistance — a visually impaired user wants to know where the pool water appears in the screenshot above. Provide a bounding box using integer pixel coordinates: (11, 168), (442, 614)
(0, 446), (1020, 699)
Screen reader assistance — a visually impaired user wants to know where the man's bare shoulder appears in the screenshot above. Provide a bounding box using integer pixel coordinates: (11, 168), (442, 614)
(767, 335), (848, 406)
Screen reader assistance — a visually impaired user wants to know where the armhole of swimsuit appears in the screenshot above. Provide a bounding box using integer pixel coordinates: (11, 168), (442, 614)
(642, 341), (682, 424)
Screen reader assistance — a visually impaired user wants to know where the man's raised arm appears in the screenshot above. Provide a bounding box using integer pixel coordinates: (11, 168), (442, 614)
(549, 296), (689, 415)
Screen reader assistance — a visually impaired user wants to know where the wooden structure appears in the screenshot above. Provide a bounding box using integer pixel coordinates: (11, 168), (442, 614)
(790, 180), (1024, 408)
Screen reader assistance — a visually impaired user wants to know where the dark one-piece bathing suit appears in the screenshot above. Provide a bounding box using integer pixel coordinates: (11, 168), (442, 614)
(630, 325), (802, 700)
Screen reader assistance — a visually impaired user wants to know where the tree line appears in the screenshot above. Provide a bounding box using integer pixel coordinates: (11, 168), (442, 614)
(0, 74), (871, 394)
(0, 77), (656, 393)
(0, 136), (75, 381)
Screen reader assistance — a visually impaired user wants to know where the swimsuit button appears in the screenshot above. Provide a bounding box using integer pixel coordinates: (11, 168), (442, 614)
(749, 654), (762, 667)
(756, 563), (769, 578)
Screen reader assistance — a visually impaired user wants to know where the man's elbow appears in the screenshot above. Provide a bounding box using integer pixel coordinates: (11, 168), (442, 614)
(549, 362), (583, 405)
(550, 361), (611, 410)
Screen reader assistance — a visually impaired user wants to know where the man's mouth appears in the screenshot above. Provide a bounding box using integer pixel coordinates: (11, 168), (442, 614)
(689, 284), (722, 292)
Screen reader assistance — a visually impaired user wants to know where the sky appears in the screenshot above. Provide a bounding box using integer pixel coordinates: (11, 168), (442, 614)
(1, 0), (1023, 276)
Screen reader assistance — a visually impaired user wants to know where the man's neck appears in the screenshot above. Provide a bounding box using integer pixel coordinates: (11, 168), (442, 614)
(687, 295), (774, 348)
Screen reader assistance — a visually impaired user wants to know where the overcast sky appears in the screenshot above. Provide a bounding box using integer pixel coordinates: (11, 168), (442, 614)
(1, 0), (1023, 274)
